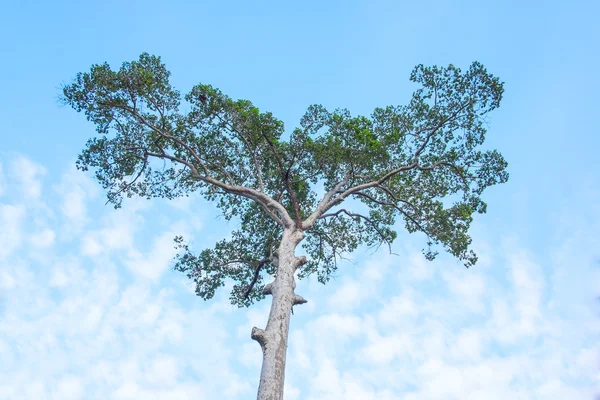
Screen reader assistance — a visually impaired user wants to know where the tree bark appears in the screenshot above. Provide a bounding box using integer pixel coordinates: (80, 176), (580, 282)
(251, 229), (306, 400)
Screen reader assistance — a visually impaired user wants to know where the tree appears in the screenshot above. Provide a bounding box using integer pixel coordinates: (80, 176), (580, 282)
(62, 53), (508, 400)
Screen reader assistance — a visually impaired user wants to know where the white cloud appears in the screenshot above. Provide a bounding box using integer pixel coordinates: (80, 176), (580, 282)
(312, 313), (362, 340)
(145, 355), (179, 386)
(0, 162), (6, 197)
(1, 155), (598, 400)
(376, 289), (418, 328)
(111, 381), (207, 400)
(80, 234), (103, 255)
(504, 243), (545, 339)
(326, 251), (392, 311)
(361, 331), (414, 365)
(311, 357), (342, 396)
(30, 228), (55, 248)
(0, 204), (25, 260)
(52, 164), (99, 230)
(450, 328), (484, 361)
(327, 280), (361, 310)
(80, 205), (144, 256)
(239, 342), (262, 369)
(10, 155), (46, 200)
(165, 194), (194, 212)
(442, 268), (487, 313)
(288, 330), (311, 369)
(283, 382), (301, 400)
(286, 230), (599, 399)
(55, 375), (84, 400)
(124, 229), (185, 281)
(402, 248), (435, 281)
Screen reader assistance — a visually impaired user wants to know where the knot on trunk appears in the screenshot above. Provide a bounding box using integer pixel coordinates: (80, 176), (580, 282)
(293, 295), (307, 306)
(251, 327), (268, 348)
(295, 256), (308, 269)
(263, 282), (273, 295)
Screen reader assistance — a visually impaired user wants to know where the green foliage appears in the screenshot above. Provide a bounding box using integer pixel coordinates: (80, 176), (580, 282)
(173, 202), (280, 306)
(63, 53), (508, 307)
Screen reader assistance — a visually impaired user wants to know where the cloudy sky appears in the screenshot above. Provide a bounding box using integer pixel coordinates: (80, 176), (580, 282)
(1, 1), (599, 399)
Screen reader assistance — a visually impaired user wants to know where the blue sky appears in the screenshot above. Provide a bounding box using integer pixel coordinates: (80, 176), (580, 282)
(1, 0), (599, 398)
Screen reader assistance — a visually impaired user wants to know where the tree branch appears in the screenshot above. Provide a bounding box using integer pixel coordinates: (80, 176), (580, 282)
(104, 102), (211, 174)
(318, 208), (393, 253)
(213, 111), (266, 192)
(242, 258), (270, 301)
(255, 127), (302, 227)
(304, 101), (473, 227)
(318, 162), (419, 217)
(412, 101), (470, 162)
(105, 152), (148, 205)
(101, 101), (295, 228)
(302, 170), (352, 230)
(352, 190), (430, 240)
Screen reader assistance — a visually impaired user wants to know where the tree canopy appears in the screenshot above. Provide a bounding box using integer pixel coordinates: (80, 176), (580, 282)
(62, 53), (508, 307)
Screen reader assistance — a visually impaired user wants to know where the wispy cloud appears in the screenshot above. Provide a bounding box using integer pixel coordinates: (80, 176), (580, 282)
(0, 155), (598, 399)
(10, 155), (46, 200)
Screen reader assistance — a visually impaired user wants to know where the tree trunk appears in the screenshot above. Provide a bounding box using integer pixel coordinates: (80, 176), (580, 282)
(251, 229), (306, 400)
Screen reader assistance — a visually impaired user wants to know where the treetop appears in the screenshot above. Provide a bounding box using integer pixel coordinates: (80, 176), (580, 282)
(62, 53), (508, 306)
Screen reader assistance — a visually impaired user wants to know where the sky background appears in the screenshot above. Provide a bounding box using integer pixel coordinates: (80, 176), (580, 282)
(1, 0), (599, 398)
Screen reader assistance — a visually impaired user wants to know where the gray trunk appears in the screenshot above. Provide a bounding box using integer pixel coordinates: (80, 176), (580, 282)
(251, 229), (307, 400)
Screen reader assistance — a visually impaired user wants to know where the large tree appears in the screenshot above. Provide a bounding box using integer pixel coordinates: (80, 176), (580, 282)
(62, 53), (508, 399)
